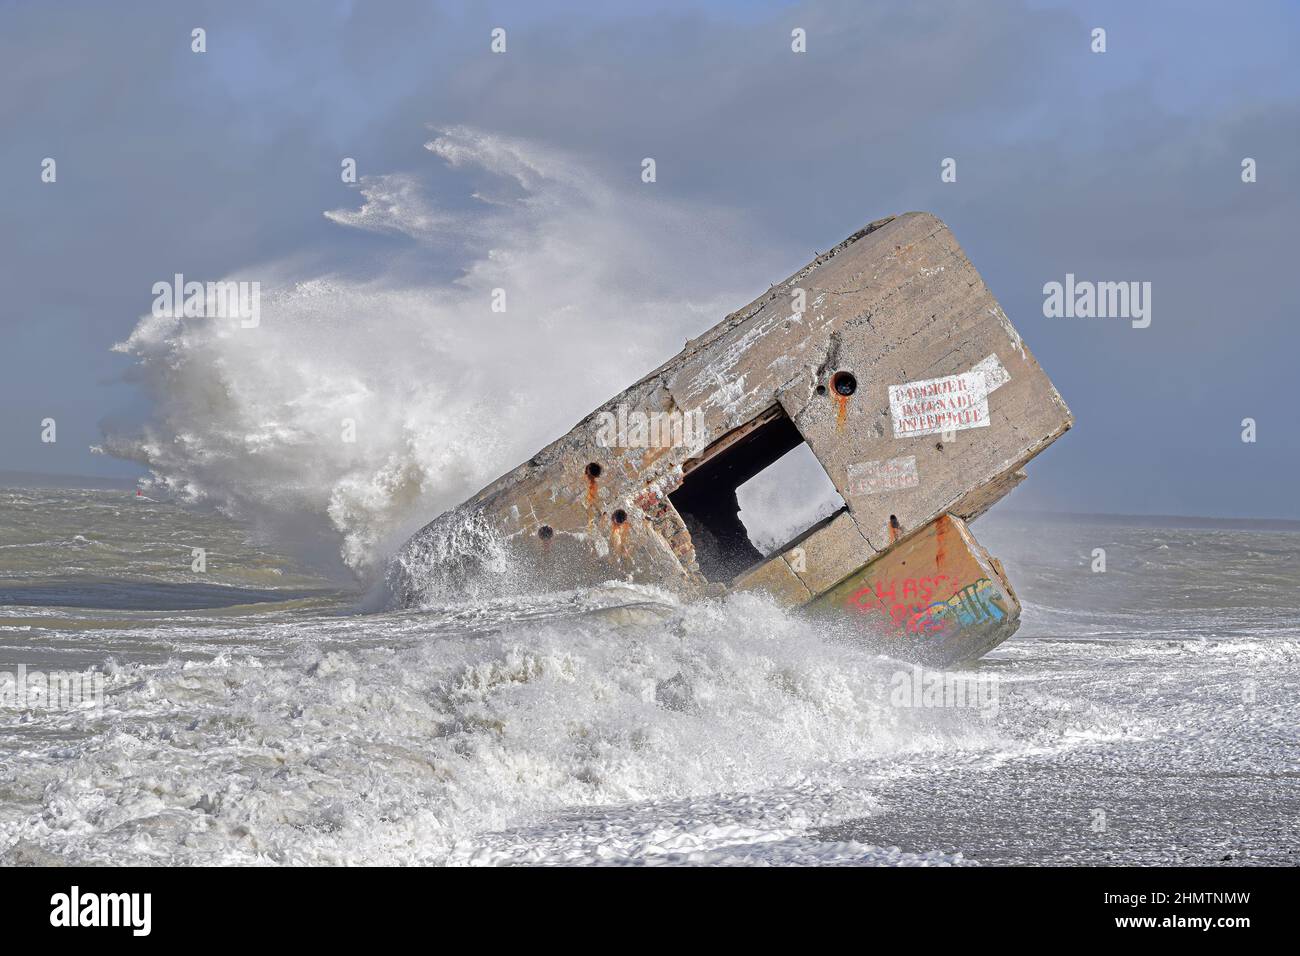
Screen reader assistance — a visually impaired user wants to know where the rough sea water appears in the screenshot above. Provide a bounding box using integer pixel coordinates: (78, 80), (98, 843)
(0, 487), (1296, 866)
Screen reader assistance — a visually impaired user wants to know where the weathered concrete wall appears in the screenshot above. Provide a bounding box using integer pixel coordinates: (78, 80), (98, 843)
(391, 211), (1071, 645)
(804, 514), (1020, 664)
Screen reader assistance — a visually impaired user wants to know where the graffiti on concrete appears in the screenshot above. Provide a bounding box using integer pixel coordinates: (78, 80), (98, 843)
(915, 578), (1008, 633)
(846, 575), (1007, 637)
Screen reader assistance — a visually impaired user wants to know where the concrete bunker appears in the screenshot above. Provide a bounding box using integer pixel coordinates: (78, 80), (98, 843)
(392, 212), (1073, 665)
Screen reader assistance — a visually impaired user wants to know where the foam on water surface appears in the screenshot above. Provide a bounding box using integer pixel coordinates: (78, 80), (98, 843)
(1, 492), (1297, 865)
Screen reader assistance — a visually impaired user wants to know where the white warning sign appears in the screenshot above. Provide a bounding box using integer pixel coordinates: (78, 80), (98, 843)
(889, 354), (1009, 439)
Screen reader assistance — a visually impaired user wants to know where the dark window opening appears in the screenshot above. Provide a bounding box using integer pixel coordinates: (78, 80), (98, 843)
(669, 406), (845, 582)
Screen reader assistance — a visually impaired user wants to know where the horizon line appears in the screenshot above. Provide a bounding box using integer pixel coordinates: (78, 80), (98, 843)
(4, 469), (1298, 527)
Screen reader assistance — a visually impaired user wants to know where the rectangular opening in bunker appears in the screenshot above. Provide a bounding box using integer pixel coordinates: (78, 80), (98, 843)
(669, 406), (846, 583)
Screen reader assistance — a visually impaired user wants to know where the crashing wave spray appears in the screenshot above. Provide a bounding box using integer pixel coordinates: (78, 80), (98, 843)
(100, 127), (775, 580)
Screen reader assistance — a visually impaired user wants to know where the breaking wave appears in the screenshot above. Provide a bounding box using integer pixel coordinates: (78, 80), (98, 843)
(1, 589), (998, 865)
(100, 127), (774, 580)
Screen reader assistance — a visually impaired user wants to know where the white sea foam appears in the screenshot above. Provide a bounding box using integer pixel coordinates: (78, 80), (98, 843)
(0, 590), (998, 865)
(4, 498), (1298, 866)
(101, 127), (777, 579)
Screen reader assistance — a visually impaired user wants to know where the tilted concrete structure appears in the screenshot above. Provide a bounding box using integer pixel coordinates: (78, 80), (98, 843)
(393, 212), (1072, 663)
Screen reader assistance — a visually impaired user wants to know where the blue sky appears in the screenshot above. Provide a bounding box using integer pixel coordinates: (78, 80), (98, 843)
(2, 0), (1298, 519)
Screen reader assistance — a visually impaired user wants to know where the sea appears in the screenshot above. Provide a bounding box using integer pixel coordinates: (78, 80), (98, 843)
(1, 486), (1296, 866)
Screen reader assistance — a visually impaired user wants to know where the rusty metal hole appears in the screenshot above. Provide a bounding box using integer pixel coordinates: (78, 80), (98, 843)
(585, 462), (602, 479)
(612, 509), (628, 525)
(889, 514), (901, 530)
(538, 525), (554, 540)
(831, 371), (857, 397)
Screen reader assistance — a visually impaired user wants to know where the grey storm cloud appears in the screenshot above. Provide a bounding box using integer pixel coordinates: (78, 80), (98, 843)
(2, 0), (1297, 521)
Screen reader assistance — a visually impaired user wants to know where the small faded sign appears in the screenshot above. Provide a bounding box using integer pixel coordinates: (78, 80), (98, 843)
(889, 354), (1009, 439)
(847, 456), (919, 496)
(971, 353), (1010, 393)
